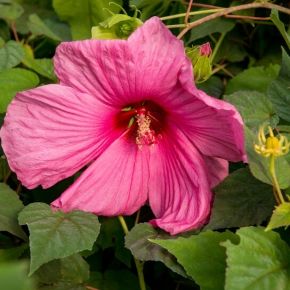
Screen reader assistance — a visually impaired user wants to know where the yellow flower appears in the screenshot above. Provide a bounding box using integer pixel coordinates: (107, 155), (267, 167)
(254, 126), (289, 158)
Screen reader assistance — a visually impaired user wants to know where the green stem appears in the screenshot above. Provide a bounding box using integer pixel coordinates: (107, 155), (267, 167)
(177, 2), (290, 39)
(211, 32), (226, 63)
(160, 8), (224, 21)
(118, 216), (146, 290)
(3, 170), (11, 184)
(269, 155), (285, 204)
(166, 24), (186, 29)
(135, 209), (141, 225)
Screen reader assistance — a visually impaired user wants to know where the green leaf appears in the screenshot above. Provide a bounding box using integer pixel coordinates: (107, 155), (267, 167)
(245, 127), (290, 189)
(225, 64), (280, 94)
(18, 202), (101, 275)
(0, 183), (26, 240)
(214, 35), (248, 63)
(225, 89), (290, 188)
(0, 262), (36, 290)
(0, 40), (25, 71)
(266, 202), (290, 231)
(27, 13), (61, 41)
(0, 68), (39, 112)
(197, 76), (224, 98)
(205, 168), (274, 230)
(224, 91), (278, 130)
(0, 1), (24, 21)
(52, 0), (122, 40)
(35, 254), (89, 288)
(22, 45), (56, 81)
(0, 19), (10, 41)
(270, 9), (290, 49)
(125, 223), (187, 277)
(151, 231), (238, 290)
(268, 49), (290, 122)
(23, 57), (56, 81)
(224, 227), (290, 290)
(189, 18), (235, 42)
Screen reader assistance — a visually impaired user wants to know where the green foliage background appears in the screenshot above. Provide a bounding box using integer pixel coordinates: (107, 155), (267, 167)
(0, 0), (290, 290)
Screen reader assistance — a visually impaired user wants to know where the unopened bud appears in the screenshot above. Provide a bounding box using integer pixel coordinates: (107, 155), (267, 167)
(186, 42), (212, 83)
(91, 14), (142, 40)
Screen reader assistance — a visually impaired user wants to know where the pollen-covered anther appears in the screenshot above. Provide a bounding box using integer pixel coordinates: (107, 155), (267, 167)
(135, 112), (157, 147)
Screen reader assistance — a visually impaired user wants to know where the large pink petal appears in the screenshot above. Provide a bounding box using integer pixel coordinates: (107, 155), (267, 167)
(51, 137), (150, 215)
(127, 16), (187, 97)
(0, 85), (119, 189)
(148, 126), (212, 235)
(53, 17), (188, 107)
(203, 156), (228, 188)
(160, 80), (246, 163)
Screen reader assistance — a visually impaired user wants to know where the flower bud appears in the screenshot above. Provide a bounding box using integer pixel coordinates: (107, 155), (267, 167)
(185, 42), (212, 83)
(91, 14), (143, 40)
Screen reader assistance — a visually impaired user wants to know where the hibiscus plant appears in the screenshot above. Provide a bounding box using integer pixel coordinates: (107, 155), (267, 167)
(0, 1), (290, 290)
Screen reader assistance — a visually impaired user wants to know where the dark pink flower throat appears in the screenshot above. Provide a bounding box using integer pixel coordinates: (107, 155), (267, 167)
(115, 101), (166, 147)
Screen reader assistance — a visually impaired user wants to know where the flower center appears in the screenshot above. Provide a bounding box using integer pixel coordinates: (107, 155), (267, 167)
(115, 101), (165, 147)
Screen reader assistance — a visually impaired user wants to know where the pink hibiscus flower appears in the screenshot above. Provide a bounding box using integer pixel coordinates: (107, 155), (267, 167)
(0, 17), (246, 235)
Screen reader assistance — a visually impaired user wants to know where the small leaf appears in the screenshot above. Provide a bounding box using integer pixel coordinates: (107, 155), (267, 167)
(266, 202), (290, 231)
(224, 91), (278, 130)
(0, 68), (39, 112)
(0, 1), (24, 21)
(18, 202), (100, 275)
(22, 45), (56, 81)
(27, 14), (61, 41)
(268, 48), (290, 122)
(205, 168), (274, 230)
(35, 254), (89, 287)
(125, 223), (187, 277)
(0, 183), (26, 240)
(225, 65), (280, 94)
(270, 9), (290, 49)
(151, 231), (238, 290)
(224, 227), (290, 290)
(0, 41), (25, 71)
